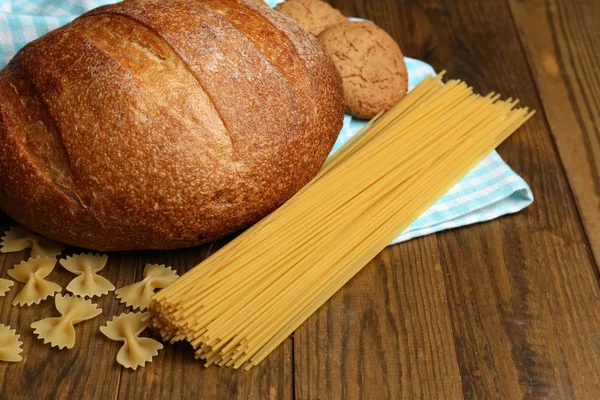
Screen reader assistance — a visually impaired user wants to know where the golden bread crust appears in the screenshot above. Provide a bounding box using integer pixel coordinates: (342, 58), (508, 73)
(0, 0), (344, 251)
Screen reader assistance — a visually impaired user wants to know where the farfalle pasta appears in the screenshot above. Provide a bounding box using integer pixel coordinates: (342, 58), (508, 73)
(0, 278), (13, 297)
(60, 253), (115, 298)
(0, 324), (23, 362)
(1, 226), (64, 258)
(7, 257), (61, 306)
(116, 264), (178, 311)
(31, 294), (102, 349)
(100, 312), (163, 370)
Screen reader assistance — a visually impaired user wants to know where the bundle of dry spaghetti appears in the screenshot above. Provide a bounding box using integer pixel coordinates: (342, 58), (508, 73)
(147, 75), (534, 370)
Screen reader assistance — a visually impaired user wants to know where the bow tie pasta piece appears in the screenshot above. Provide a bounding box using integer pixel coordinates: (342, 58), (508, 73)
(116, 264), (179, 311)
(100, 312), (163, 370)
(1, 226), (64, 258)
(60, 253), (115, 298)
(0, 324), (23, 362)
(31, 294), (102, 349)
(7, 257), (62, 306)
(0, 278), (13, 297)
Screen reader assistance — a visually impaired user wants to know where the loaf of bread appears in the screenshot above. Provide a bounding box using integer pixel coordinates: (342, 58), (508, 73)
(0, 0), (345, 251)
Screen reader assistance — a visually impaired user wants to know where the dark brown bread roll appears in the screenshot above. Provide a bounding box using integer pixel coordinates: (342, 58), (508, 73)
(275, 0), (347, 36)
(319, 21), (408, 119)
(0, 0), (344, 251)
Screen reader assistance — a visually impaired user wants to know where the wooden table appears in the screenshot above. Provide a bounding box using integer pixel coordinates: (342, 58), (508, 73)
(1, 0), (599, 398)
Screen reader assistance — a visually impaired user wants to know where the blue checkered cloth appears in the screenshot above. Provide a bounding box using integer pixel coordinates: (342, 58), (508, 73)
(0, 0), (533, 246)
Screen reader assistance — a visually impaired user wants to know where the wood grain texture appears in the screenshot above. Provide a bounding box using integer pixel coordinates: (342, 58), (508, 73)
(0, 213), (294, 400)
(294, 236), (463, 400)
(0, 213), (133, 400)
(389, 0), (600, 398)
(292, 0), (600, 399)
(507, 0), (600, 268)
(117, 247), (294, 400)
(291, 3), (466, 398)
(118, 340), (293, 400)
(1, 1), (600, 399)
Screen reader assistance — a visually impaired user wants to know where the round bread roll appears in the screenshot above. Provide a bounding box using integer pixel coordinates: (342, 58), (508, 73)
(0, 0), (344, 251)
(319, 21), (408, 119)
(275, 0), (347, 36)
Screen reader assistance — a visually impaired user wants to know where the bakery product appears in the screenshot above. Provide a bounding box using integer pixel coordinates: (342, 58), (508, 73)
(319, 21), (408, 119)
(275, 0), (347, 36)
(0, 0), (344, 251)
(319, 22), (408, 119)
(0, 0), (344, 252)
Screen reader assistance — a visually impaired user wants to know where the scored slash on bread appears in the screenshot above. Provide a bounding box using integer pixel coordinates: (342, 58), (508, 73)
(100, 312), (163, 370)
(1, 226), (64, 259)
(115, 264), (178, 311)
(7, 257), (62, 307)
(0, 0), (344, 251)
(60, 253), (115, 298)
(0, 324), (23, 362)
(31, 294), (102, 350)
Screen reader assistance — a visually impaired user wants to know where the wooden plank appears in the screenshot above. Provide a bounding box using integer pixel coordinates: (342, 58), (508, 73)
(507, 0), (600, 266)
(295, 0), (600, 398)
(294, 236), (464, 399)
(0, 212), (132, 400)
(118, 339), (293, 400)
(116, 248), (294, 400)
(292, 2), (465, 398)
(1, 1), (599, 399)
(0, 211), (294, 400)
(394, 0), (600, 398)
